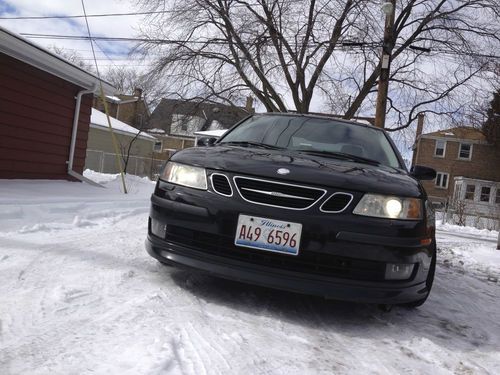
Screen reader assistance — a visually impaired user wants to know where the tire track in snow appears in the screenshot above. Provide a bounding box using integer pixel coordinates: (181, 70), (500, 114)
(186, 321), (232, 374)
(2, 196), (500, 374)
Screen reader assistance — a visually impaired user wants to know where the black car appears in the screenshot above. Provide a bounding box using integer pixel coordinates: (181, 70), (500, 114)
(146, 113), (437, 307)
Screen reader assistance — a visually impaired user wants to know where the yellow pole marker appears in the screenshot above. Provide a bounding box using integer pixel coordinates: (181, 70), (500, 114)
(81, 0), (127, 194)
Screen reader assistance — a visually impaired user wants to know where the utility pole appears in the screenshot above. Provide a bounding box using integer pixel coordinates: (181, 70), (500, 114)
(374, 0), (397, 129)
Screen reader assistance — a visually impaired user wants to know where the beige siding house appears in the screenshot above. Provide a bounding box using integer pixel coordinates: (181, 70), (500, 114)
(85, 109), (163, 178)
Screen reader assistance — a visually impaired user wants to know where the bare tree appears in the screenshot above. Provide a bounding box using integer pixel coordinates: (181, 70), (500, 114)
(117, 120), (148, 175)
(482, 88), (500, 145)
(453, 200), (468, 227)
(103, 66), (164, 109)
(135, 0), (499, 130)
(49, 45), (96, 73)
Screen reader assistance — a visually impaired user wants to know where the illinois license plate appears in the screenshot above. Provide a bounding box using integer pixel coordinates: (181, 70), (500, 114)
(234, 214), (302, 256)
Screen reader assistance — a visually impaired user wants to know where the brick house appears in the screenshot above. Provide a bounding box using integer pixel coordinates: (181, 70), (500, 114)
(0, 26), (114, 181)
(93, 88), (150, 130)
(412, 124), (500, 219)
(147, 98), (253, 151)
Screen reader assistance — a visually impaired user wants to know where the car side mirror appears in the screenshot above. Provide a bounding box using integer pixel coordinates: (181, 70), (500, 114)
(196, 137), (218, 147)
(410, 165), (436, 180)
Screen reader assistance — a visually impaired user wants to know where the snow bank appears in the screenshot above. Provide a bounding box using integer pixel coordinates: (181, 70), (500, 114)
(437, 221), (498, 239)
(436, 221), (500, 283)
(0, 171), (155, 234)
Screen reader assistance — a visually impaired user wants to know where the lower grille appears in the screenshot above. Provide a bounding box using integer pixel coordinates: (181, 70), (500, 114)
(164, 225), (386, 281)
(234, 176), (326, 210)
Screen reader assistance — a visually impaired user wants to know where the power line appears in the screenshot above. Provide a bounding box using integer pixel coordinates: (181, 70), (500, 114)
(20, 33), (230, 45)
(19, 32), (500, 60)
(21, 33), (381, 50)
(0, 10), (174, 20)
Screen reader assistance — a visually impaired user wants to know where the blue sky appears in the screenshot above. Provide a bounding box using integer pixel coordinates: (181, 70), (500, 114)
(0, 0), (142, 68)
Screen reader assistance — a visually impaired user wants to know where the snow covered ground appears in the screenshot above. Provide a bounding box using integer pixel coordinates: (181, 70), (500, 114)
(1, 172), (499, 375)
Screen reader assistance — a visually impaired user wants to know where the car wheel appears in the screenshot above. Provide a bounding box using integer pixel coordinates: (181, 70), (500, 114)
(402, 244), (436, 308)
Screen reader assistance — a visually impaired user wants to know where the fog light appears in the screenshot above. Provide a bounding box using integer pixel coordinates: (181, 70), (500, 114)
(385, 263), (414, 280)
(151, 218), (167, 238)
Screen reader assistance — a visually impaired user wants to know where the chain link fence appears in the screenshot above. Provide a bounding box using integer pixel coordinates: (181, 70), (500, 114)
(86, 149), (165, 179)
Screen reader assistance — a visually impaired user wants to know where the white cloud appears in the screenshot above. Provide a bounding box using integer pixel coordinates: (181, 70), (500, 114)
(0, 0), (150, 73)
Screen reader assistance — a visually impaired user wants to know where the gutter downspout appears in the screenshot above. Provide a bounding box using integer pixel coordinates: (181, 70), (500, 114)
(68, 84), (104, 187)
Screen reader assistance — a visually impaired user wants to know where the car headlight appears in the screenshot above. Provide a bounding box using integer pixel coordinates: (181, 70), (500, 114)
(160, 162), (207, 190)
(353, 194), (422, 220)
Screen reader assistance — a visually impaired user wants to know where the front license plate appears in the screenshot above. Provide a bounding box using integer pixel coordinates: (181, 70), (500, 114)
(234, 214), (302, 256)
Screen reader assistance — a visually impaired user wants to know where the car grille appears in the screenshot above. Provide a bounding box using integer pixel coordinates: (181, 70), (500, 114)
(320, 193), (353, 213)
(234, 176), (325, 210)
(211, 173), (232, 196)
(163, 225), (387, 281)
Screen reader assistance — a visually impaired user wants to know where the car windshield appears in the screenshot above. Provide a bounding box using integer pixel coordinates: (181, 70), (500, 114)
(219, 115), (402, 168)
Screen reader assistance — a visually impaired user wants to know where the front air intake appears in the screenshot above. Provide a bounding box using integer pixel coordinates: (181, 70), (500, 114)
(211, 173), (233, 196)
(320, 193), (353, 213)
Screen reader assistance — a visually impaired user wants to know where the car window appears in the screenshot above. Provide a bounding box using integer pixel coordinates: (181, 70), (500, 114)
(222, 116), (276, 143)
(220, 116), (402, 169)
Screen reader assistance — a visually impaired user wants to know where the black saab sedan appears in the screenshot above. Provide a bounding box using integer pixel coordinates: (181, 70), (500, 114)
(146, 113), (437, 307)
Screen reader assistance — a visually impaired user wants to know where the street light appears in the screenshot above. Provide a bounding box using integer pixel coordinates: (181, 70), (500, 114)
(374, 0), (396, 129)
(381, 2), (394, 16)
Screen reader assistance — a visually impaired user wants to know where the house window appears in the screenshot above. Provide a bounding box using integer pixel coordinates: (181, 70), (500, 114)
(458, 143), (472, 160)
(136, 114), (144, 128)
(434, 140), (446, 157)
(464, 184), (475, 200)
(154, 141), (163, 152)
(435, 172), (449, 189)
(172, 114), (205, 134)
(480, 187), (491, 202)
(496, 189), (500, 204)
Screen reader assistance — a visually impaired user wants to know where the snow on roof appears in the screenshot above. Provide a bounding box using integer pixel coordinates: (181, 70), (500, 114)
(90, 109), (156, 140)
(193, 129), (227, 138)
(147, 128), (166, 134)
(353, 119), (373, 126)
(423, 127), (486, 141)
(106, 95), (122, 103)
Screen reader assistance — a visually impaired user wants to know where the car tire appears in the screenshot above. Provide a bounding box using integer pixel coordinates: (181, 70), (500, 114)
(401, 243), (436, 308)
(158, 260), (174, 267)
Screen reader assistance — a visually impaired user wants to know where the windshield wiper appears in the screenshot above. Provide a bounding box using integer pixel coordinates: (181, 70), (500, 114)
(295, 149), (380, 166)
(221, 141), (283, 150)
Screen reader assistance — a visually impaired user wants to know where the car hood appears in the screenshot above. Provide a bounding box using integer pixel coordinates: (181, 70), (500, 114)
(171, 145), (423, 197)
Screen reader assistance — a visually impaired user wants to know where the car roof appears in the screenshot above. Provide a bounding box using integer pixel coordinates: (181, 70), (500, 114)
(254, 112), (381, 131)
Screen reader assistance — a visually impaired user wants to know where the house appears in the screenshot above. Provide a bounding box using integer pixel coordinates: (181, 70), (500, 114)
(147, 98), (252, 150)
(412, 122), (500, 222)
(85, 109), (164, 178)
(92, 88), (150, 130)
(0, 26), (115, 181)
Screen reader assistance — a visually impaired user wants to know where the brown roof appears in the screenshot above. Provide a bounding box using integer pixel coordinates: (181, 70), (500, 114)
(422, 127), (486, 141)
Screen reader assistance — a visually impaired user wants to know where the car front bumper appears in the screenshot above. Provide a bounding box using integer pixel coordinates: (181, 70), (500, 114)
(146, 181), (435, 304)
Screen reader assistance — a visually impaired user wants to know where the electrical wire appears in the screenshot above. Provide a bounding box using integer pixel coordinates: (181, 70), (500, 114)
(0, 2), (256, 19)
(19, 33), (241, 45)
(0, 10), (174, 20)
(20, 32), (499, 60)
